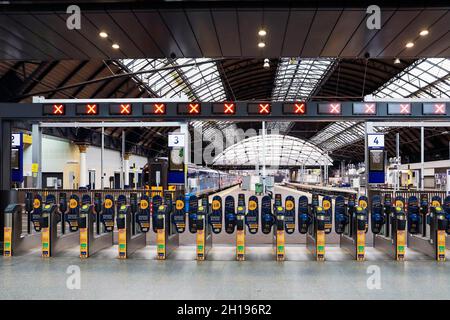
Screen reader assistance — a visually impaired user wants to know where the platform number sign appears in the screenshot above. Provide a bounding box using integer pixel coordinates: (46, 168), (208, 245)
(368, 134), (384, 149)
(168, 133), (185, 147)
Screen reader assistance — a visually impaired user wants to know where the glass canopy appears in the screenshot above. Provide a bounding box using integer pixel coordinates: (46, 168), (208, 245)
(119, 58), (226, 101)
(212, 134), (333, 167)
(372, 58), (450, 99)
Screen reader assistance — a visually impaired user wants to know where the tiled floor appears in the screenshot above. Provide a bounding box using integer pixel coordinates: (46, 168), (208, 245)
(1, 245), (449, 300)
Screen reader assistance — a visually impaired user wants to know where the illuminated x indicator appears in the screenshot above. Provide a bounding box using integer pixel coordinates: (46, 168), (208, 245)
(259, 103), (270, 114)
(120, 104), (131, 114)
(224, 103), (235, 114)
(364, 103), (375, 114)
(154, 103), (165, 114)
(294, 103), (305, 114)
(86, 104), (97, 114)
(329, 103), (340, 114)
(434, 103), (445, 114)
(53, 104), (64, 115)
(400, 104), (410, 114)
(188, 103), (200, 114)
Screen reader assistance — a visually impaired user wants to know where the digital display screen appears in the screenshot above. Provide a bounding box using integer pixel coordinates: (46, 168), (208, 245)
(283, 103), (306, 115)
(388, 103), (410, 115)
(43, 104), (65, 115)
(212, 103), (235, 115)
(247, 103), (270, 115)
(143, 103), (166, 115)
(109, 103), (132, 115)
(369, 150), (384, 171)
(76, 104), (98, 115)
(177, 103), (201, 115)
(423, 103), (446, 115)
(11, 149), (19, 170)
(318, 103), (341, 115)
(353, 103), (376, 115)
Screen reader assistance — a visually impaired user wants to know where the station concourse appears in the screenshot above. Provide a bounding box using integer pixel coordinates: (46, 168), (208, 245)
(0, 0), (450, 301)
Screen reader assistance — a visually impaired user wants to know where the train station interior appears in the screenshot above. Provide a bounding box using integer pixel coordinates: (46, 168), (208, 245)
(1, 0), (450, 301)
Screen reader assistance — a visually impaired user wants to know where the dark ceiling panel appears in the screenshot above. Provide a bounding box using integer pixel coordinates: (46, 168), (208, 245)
(340, 10), (395, 57)
(134, 11), (183, 58)
(84, 12), (143, 58)
(237, 10), (262, 57)
(379, 10), (445, 57)
(399, 11), (450, 57)
(0, 38), (33, 60)
(281, 10), (315, 56)
(302, 10), (342, 57)
(8, 14), (86, 59)
(186, 9), (222, 57)
(321, 10), (366, 57)
(363, 10), (421, 57)
(33, 13), (106, 59)
(109, 11), (164, 57)
(261, 10), (289, 57)
(0, 25), (51, 60)
(211, 10), (241, 57)
(160, 10), (203, 57)
(1, 14), (67, 59)
(421, 32), (450, 57)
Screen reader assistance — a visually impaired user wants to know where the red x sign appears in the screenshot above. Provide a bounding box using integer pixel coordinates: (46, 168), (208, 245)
(188, 103), (200, 114)
(86, 104), (97, 114)
(364, 103), (376, 114)
(224, 103), (235, 114)
(259, 103), (270, 114)
(120, 104), (131, 114)
(294, 103), (305, 114)
(154, 103), (165, 114)
(329, 103), (340, 114)
(434, 103), (445, 114)
(53, 104), (64, 115)
(400, 104), (410, 114)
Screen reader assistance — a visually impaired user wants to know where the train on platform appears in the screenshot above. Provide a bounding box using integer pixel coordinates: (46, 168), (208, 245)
(187, 164), (240, 196)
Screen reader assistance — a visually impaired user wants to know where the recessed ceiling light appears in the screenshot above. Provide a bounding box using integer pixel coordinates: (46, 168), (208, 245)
(258, 29), (267, 36)
(258, 41), (266, 48)
(405, 42), (414, 48)
(419, 29), (429, 36)
(99, 31), (108, 38)
(112, 43), (120, 49)
(394, 58), (401, 64)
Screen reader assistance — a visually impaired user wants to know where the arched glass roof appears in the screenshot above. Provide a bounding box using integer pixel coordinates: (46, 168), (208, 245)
(212, 134), (333, 167)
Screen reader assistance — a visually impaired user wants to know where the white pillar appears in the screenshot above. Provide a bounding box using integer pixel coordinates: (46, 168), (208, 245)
(78, 145), (88, 188)
(124, 153), (130, 188)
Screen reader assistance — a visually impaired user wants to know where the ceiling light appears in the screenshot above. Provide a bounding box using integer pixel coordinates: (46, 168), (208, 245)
(99, 31), (108, 38)
(394, 58), (401, 64)
(258, 41), (266, 48)
(263, 58), (270, 69)
(405, 42), (414, 48)
(112, 43), (120, 49)
(419, 29), (429, 36)
(258, 29), (267, 36)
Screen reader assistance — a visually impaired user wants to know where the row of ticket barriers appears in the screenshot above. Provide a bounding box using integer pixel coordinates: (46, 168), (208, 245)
(3, 191), (450, 261)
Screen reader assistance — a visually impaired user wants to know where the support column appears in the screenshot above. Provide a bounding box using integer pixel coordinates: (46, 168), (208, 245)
(420, 126), (424, 191)
(0, 120), (11, 190)
(32, 123), (42, 189)
(124, 153), (130, 189)
(78, 145), (88, 189)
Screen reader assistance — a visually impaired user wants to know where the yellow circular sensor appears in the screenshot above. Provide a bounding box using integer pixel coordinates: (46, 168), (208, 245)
(159, 205), (165, 210)
(436, 207), (442, 212)
(212, 200), (221, 210)
(249, 201), (257, 210)
(277, 207), (282, 211)
(176, 200), (184, 210)
(140, 200), (149, 209)
(33, 199), (41, 209)
(238, 206), (243, 211)
(104, 199), (113, 209)
(69, 199), (78, 209)
(357, 207), (362, 211)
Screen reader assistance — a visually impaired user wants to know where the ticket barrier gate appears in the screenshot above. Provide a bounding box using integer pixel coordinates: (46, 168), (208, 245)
(340, 195), (367, 261)
(40, 194), (79, 257)
(79, 194), (113, 258)
(3, 193), (41, 256)
(116, 194), (146, 259)
(306, 194), (327, 261)
(196, 203), (212, 261)
(373, 195), (406, 260)
(236, 205), (246, 261)
(154, 194), (179, 259)
(407, 195), (448, 261)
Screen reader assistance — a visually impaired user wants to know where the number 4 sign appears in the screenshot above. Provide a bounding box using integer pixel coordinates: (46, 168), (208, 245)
(368, 134), (384, 149)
